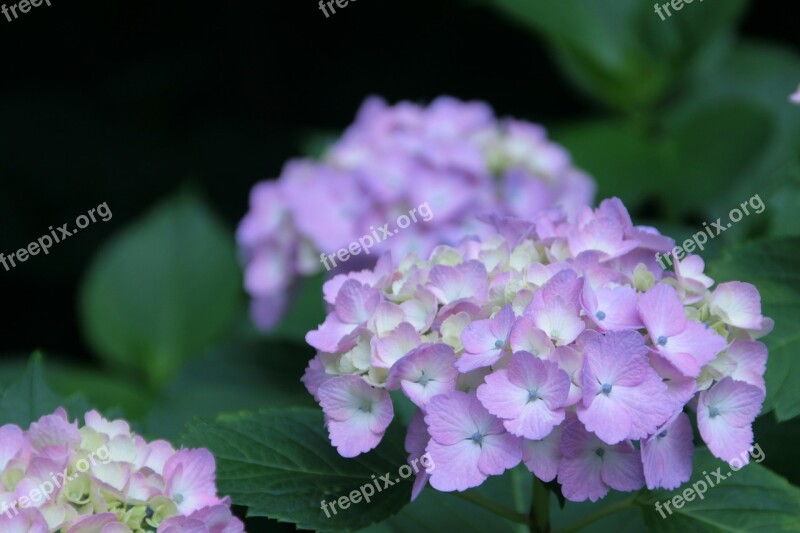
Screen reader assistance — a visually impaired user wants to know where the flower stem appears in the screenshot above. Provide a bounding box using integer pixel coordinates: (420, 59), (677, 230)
(453, 491), (531, 526)
(529, 477), (550, 532)
(555, 497), (637, 533)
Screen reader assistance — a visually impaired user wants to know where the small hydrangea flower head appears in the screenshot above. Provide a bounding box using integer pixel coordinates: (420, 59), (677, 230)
(240, 96), (596, 329)
(0, 409), (242, 532)
(305, 196), (772, 501)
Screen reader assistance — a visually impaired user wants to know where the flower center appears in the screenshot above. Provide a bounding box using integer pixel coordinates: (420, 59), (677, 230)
(601, 383), (612, 395)
(470, 431), (484, 444)
(595, 311), (606, 321)
(494, 339), (504, 349)
(658, 430), (668, 438)
(657, 336), (668, 346)
(709, 406), (720, 418)
(595, 448), (605, 458)
(528, 390), (539, 402)
(418, 374), (431, 386)
(173, 494), (184, 504)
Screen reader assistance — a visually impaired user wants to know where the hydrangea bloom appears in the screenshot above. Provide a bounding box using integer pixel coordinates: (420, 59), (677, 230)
(791, 85), (800, 104)
(304, 198), (771, 502)
(238, 96), (595, 328)
(0, 409), (243, 532)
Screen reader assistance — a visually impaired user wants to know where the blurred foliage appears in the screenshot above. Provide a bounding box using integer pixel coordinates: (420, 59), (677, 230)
(79, 191), (243, 389)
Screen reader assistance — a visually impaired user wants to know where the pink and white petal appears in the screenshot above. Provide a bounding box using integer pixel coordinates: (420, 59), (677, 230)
(477, 432), (522, 476)
(558, 454), (607, 502)
(425, 392), (476, 445)
(504, 401), (565, 440)
(306, 313), (358, 353)
(368, 302), (407, 336)
(509, 317), (554, 357)
(522, 422), (565, 482)
(710, 282), (764, 330)
(455, 349), (504, 373)
(600, 441), (645, 492)
(327, 412), (386, 458)
(477, 370), (528, 419)
(637, 284), (687, 339)
(577, 394), (631, 445)
(335, 281), (382, 324)
(372, 322), (422, 368)
(641, 413), (694, 490)
(426, 439), (484, 492)
(697, 413), (754, 466)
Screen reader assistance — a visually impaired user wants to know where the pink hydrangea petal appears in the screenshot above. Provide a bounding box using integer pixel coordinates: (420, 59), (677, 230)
(386, 343), (458, 408)
(698, 378), (764, 465)
(710, 282), (764, 329)
(425, 438), (484, 492)
(508, 316), (554, 357)
(371, 322), (422, 369)
(164, 449), (221, 514)
(641, 412), (694, 490)
(658, 321), (726, 378)
(522, 420), (565, 482)
(638, 284), (687, 339)
(476, 432), (522, 476)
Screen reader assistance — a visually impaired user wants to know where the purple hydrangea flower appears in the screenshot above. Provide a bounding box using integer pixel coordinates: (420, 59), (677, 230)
(240, 96), (596, 329)
(0, 409), (243, 532)
(304, 197), (771, 502)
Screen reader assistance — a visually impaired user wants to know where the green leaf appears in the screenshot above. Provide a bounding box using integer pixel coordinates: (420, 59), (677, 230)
(556, 101), (772, 222)
(468, 0), (748, 111)
(636, 448), (800, 531)
(79, 190), (243, 388)
(182, 408), (412, 532)
(0, 353), (90, 425)
(145, 338), (315, 442)
(709, 237), (800, 420)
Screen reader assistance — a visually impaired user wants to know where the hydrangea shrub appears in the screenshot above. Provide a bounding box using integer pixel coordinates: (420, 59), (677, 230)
(304, 198), (772, 502)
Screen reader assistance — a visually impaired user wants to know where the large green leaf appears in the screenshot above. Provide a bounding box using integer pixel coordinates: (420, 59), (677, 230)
(709, 237), (800, 421)
(0, 353), (90, 426)
(467, 0), (748, 111)
(79, 191), (243, 388)
(145, 337), (315, 442)
(182, 408), (412, 532)
(556, 100), (772, 222)
(636, 448), (800, 531)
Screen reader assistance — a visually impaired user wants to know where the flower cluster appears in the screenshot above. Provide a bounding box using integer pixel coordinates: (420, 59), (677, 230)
(0, 408), (243, 532)
(303, 198), (771, 502)
(238, 96), (595, 328)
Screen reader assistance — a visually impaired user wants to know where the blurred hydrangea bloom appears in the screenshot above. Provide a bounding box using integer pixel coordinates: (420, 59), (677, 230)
(0, 409), (243, 532)
(238, 96), (595, 328)
(303, 198), (771, 502)
(791, 85), (800, 104)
